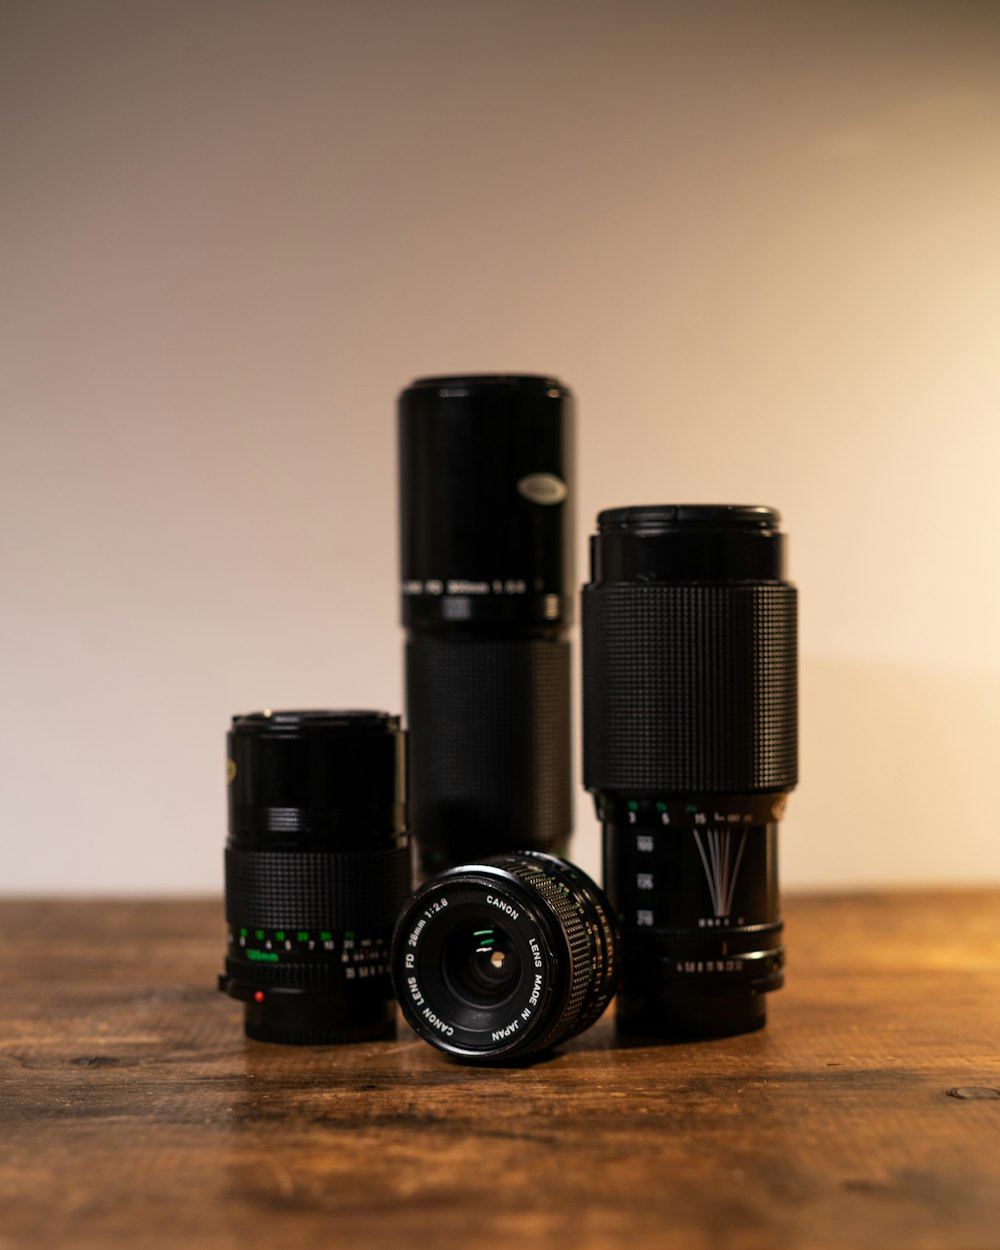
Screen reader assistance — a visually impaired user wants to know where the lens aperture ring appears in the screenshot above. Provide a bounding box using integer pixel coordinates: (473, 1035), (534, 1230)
(225, 845), (411, 930)
(223, 941), (392, 989)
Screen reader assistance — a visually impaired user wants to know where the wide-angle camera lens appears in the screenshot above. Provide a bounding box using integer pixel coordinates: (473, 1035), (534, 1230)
(399, 374), (574, 875)
(391, 852), (617, 1062)
(583, 505), (797, 1037)
(218, 710), (410, 1044)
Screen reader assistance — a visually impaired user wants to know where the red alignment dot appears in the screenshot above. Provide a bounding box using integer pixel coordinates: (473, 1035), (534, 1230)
(254, 991), (265, 1003)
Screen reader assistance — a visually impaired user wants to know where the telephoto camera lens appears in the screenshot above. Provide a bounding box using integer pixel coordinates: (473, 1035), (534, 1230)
(391, 852), (618, 1063)
(219, 710), (410, 1044)
(399, 374), (574, 875)
(582, 506), (797, 1037)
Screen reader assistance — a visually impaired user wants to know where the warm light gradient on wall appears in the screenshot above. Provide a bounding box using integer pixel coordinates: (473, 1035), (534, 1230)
(2, 0), (999, 891)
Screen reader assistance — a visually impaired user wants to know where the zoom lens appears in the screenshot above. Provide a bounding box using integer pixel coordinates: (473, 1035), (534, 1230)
(399, 374), (574, 874)
(218, 710), (410, 1044)
(391, 852), (617, 1063)
(582, 506), (798, 1037)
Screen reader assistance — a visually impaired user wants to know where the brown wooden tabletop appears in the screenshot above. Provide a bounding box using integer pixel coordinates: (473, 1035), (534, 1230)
(2, 892), (1000, 1250)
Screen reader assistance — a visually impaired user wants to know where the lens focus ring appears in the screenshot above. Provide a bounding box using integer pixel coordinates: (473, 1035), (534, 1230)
(406, 637), (571, 866)
(224, 846), (411, 930)
(483, 854), (591, 1046)
(583, 582), (797, 793)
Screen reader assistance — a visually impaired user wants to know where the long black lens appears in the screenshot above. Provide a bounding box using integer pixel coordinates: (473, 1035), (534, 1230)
(218, 710), (410, 1044)
(399, 374), (574, 875)
(582, 505), (798, 1037)
(391, 852), (617, 1063)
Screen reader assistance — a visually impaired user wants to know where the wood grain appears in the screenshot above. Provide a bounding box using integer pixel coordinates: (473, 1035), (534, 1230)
(2, 892), (1000, 1250)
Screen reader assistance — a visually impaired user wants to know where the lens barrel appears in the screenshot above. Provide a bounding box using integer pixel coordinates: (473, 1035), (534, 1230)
(219, 710), (410, 1044)
(582, 505), (797, 1037)
(399, 375), (574, 874)
(391, 851), (617, 1063)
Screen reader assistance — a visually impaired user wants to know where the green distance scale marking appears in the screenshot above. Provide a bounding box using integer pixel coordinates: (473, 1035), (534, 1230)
(232, 925), (393, 980)
(235, 930), (375, 955)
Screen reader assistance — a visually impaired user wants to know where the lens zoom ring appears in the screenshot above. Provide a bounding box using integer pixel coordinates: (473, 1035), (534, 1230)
(583, 583), (797, 792)
(485, 855), (592, 1041)
(225, 846), (411, 929)
(406, 637), (571, 851)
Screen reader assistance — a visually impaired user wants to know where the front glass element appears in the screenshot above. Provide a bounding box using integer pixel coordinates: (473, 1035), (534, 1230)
(442, 923), (523, 1008)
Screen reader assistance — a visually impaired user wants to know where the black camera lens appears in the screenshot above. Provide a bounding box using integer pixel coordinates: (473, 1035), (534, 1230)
(391, 852), (618, 1063)
(399, 374), (574, 875)
(218, 710), (410, 1044)
(582, 505), (798, 1037)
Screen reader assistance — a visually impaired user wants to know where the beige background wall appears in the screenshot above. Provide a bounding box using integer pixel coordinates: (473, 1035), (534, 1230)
(3, 0), (999, 893)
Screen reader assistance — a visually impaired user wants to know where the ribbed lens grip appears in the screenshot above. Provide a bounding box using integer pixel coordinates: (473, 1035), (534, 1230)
(406, 637), (571, 861)
(224, 846), (411, 930)
(485, 854), (591, 1042)
(582, 583), (797, 792)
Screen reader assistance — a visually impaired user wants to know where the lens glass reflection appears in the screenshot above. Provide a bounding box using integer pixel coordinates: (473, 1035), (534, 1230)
(442, 923), (522, 1007)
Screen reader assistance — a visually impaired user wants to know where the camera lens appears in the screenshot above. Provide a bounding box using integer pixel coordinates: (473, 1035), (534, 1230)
(399, 374), (574, 875)
(582, 505), (797, 1037)
(391, 852), (618, 1063)
(218, 710), (410, 1044)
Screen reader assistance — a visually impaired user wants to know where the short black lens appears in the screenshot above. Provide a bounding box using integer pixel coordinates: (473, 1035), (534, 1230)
(391, 851), (618, 1063)
(218, 710), (410, 1044)
(582, 506), (798, 1037)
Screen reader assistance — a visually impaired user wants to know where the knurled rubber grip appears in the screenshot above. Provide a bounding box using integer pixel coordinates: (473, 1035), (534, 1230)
(405, 636), (571, 861)
(224, 845), (411, 930)
(582, 583), (797, 793)
(484, 854), (591, 1043)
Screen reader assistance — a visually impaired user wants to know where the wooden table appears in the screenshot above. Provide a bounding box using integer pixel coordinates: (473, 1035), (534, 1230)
(2, 893), (999, 1250)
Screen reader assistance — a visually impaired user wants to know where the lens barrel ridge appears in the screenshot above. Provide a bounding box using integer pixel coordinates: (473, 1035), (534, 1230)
(391, 851), (618, 1063)
(219, 710), (410, 1045)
